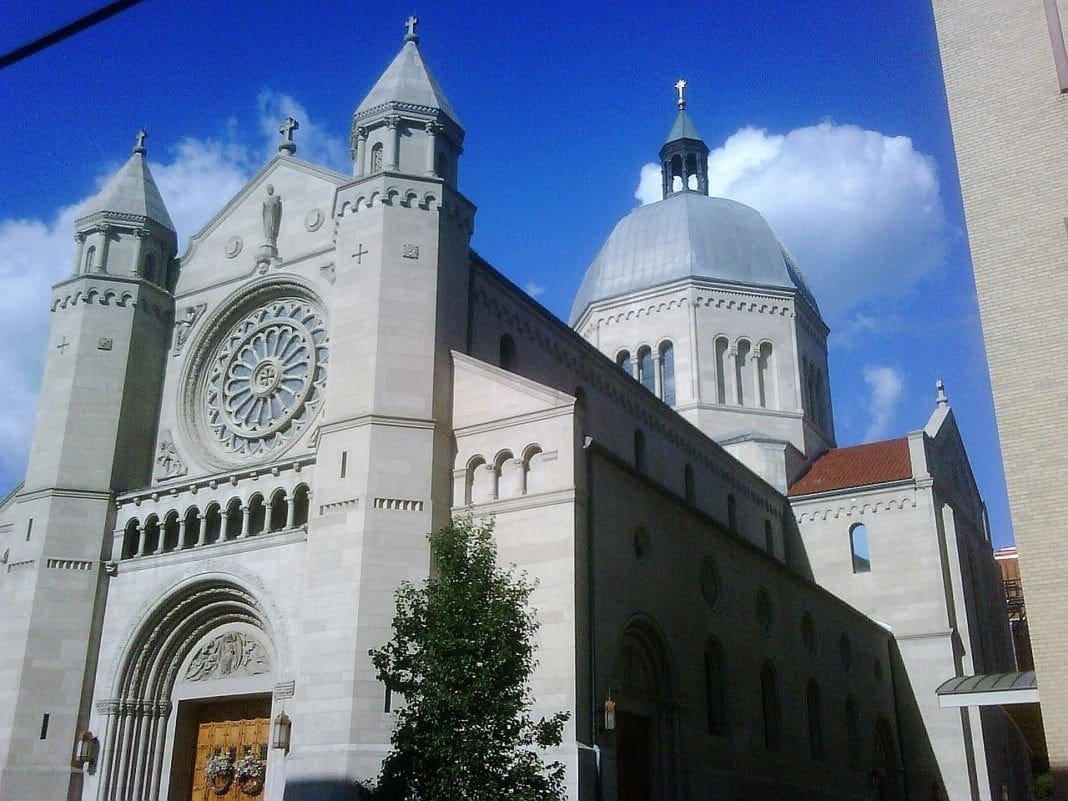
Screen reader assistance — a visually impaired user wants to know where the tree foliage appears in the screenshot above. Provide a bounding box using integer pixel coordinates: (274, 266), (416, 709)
(370, 517), (569, 801)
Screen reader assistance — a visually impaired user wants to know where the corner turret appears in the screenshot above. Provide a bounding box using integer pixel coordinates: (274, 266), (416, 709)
(73, 130), (178, 289)
(350, 16), (465, 185)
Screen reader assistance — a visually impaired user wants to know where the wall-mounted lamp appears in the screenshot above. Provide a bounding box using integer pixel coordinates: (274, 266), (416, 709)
(603, 694), (616, 731)
(74, 730), (96, 766)
(271, 712), (292, 752)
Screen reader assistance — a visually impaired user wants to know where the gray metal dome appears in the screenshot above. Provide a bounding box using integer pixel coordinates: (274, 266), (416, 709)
(570, 192), (819, 324)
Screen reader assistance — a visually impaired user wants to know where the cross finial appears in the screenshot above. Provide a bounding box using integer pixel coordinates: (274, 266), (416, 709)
(133, 129), (147, 156)
(675, 79), (687, 110)
(936, 379), (949, 407)
(405, 14), (419, 43)
(278, 117), (299, 155)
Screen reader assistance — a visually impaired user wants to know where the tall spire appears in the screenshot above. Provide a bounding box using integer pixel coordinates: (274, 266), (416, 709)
(659, 79), (710, 199)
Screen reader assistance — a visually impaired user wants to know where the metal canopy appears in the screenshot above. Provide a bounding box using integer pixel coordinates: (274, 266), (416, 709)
(936, 671), (1038, 707)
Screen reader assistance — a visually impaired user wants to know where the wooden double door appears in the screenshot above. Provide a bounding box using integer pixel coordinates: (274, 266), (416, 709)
(617, 711), (651, 801)
(189, 699), (271, 801)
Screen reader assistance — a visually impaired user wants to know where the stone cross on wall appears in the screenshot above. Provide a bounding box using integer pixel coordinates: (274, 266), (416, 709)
(278, 117), (299, 155)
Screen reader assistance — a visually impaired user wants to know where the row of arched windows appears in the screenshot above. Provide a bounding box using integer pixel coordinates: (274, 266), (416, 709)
(464, 445), (545, 504)
(713, 336), (775, 409)
(615, 340), (675, 405)
(120, 485), (310, 559)
(704, 643), (863, 765)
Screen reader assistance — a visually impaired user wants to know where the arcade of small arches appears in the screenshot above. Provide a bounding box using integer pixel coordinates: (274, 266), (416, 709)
(712, 335), (775, 409)
(463, 445), (546, 505)
(119, 484), (311, 559)
(615, 339), (676, 405)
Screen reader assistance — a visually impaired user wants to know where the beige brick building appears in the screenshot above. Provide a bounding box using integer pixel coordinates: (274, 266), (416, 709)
(932, 1), (1068, 795)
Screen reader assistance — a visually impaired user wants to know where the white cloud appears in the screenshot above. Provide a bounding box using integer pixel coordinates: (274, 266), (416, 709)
(524, 282), (546, 299)
(862, 366), (904, 441)
(257, 91), (349, 173)
(635, 123), (946, 321)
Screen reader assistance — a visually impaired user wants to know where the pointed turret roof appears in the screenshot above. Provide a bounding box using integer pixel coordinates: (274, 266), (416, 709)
(664, 108), (704, 144)
(77, 132), (174, 231)
(355, 37), (461, 126)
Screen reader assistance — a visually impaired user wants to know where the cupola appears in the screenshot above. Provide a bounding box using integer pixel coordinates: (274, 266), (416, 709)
(658, 79), (710, 198)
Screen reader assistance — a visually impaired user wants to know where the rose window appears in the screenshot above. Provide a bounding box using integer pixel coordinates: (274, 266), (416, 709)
(202, 299), (328, 460)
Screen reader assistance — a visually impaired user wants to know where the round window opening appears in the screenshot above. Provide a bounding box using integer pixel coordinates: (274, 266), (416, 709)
(191, 296), (328, 464)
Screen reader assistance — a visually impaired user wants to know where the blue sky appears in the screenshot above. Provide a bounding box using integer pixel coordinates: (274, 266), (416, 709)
(0, 1), (1013, 546)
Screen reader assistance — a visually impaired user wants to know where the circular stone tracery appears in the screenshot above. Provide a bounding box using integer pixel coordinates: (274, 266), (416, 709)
(202, 299), (327, 460)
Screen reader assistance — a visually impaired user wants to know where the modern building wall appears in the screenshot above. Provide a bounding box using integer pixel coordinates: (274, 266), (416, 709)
(931, 1), (1068, 794)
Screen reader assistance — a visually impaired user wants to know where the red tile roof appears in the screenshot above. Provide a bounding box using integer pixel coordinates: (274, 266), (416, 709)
(788, 438), (913, 496)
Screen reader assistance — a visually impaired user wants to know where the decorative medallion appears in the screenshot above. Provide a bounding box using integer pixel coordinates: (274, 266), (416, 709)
(199, 298), (328, 461)
(225, 236), (243, 259)
(304, 208), (325, 232)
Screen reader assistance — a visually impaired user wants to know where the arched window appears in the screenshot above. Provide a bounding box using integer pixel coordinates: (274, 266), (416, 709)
(84, 245), (96, 273)
(499, 334), (517, 371)
(224, 498), (242, 540)
(850, 523), (871, 573)
(659, 341), (675, 405)
(814, 366), (825, 426)
(268, 490), (287, 532)
(637, 347), (655, 394)
(807, 679), (824, 761)
(162, 511), (180, 552)
(466, 456), (489, 504)
(292, 484), (311, 527)
(727, 494), (737, 531)
(495, 450), (519, 498)
(684, 463), (695, 504)
(704, 638), (728, 737)
(714, 336), (729, 404)
(248, 494), (266, 536)
(616, 349), (632, 377)
(183, 506), (201, 548)
(735, 339), (751, 405)
(370, 142), (384, 174)
(671, 154), (684, 191)
(143, 515), (160, 555)
(203, 503), (223, 544)
(764, 520), (774, 556)
(761, 660), (781, 751)
(122, 519), (140, 559)
(845, 696), (860, 770)
(633, 429), (646, 471)
(522, 445), (544, 495)
(757, 341), (774, 409)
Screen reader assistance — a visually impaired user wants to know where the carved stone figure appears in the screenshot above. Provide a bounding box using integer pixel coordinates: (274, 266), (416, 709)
(184, 632), (270, 682)
(172, 303), (207, 356)
(262, 185), (282, 248)
(155, 432), (187, 480)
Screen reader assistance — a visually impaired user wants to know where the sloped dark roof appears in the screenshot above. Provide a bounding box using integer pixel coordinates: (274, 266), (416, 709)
(788, 438), (912, 496)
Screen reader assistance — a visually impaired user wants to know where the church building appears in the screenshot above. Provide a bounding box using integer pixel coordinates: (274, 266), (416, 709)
(0, 20), (1029, 801)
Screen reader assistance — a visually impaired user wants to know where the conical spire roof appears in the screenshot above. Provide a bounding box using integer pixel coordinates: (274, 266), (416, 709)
(355, 37), (461, 126)
(664, 108), (704, 144)
(77, 135), (174, 231)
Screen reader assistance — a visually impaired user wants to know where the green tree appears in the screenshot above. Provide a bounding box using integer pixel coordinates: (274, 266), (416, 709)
(370, 517), (569, 801)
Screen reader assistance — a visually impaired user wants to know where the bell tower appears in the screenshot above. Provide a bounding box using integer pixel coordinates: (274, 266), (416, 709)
(286, 19), (477, 785)
(0, 133), (176, 799)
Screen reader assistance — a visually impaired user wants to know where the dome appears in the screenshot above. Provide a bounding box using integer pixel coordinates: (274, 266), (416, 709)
(570, 192), (819, 324)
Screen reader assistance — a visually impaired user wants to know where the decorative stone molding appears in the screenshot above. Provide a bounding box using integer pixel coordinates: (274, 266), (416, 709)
(319, 498), (358, 515)
(184, 631), (270, 681)
(372, 497), (424, 511)
(304, 208), (325, 232)
(793, 493), (917, 523)
(155, 432), (188, 480)
(45, 558), (93, 571)
(172, 302), (207, 356)
(225, 236), (243, 259)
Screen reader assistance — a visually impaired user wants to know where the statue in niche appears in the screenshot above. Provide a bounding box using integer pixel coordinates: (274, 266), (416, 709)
(185, 632), (270, 682)
(262, 184), (282, 249)
(155, 432), (187, 480)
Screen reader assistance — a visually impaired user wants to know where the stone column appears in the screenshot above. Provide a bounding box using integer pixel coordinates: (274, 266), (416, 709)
(354, 127), (368, 177)
(74, 232), (86, 275)
(728, 349), (740, 405)
(653, 354), (663, 399)
(240, 504), (251, 538)
(689, 298), (701, 402)
(176, 517), (188, 551)
(94, 700), (120, 801)
(134, 227), (148, 277)
(197, 513), (207, 547)
(285, 494), (296, 530)
(133, 523), (145, 557)
(426, 121), (442, 175)
(751, 350), (762, 408)
(386, 116), (401, 171)
(96, 225), (111, 273)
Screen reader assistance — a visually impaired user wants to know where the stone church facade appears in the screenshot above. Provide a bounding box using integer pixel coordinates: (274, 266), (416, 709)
(0, 22), (1029, 801)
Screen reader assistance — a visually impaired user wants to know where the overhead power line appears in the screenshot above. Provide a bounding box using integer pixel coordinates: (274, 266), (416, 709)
(0, 0), (148, 70)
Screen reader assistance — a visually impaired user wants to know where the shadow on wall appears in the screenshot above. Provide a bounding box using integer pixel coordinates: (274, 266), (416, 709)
(283, 780), (376, 801)
(888, 638), (948, 801)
